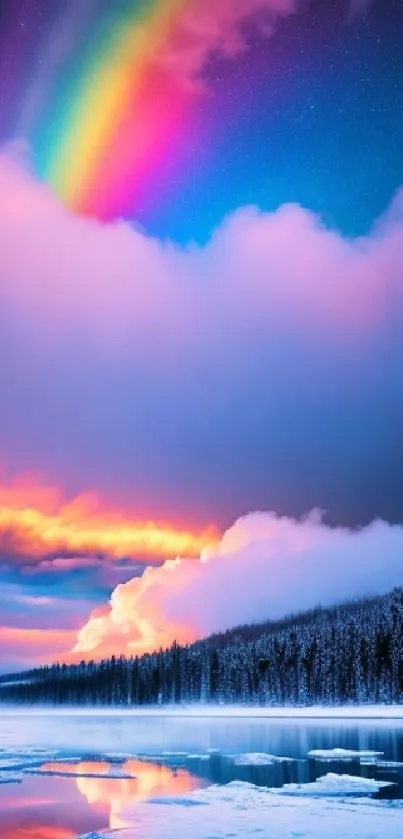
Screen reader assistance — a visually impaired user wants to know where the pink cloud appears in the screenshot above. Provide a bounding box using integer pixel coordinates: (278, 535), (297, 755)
(161, 0), (299, 84)
(0, 625), (76, 670)
(33, 556), (100, 573)
(74, 512), (403, 659)
(1, 146), (402, 362)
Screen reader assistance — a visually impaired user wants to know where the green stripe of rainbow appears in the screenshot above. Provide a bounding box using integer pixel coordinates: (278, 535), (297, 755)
(44, 0), (188, 215)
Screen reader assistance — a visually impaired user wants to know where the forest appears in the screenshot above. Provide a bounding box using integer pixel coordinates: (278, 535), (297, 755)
(1, 588), (402, 706)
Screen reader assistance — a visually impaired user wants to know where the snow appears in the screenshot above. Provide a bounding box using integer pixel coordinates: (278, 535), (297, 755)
(0, 750), (59, 771)
(2, 704), (403, 720)
(308, 748), (383, 762)
(0, 757), (39, 770)
(26, 765), (137, 779)
(234, 752), (294, 766)
(75, 779), (403, 839)
(271, 773), (393, 796)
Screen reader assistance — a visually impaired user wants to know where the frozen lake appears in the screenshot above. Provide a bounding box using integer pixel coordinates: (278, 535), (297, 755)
(1, 708), (403, 838)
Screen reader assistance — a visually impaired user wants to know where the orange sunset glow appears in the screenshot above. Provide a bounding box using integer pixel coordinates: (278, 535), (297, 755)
(1, 828), (74, 839)
(33, 759), (201, 832)
(75, 759), (201, 830)
(0, 475), (218, 563)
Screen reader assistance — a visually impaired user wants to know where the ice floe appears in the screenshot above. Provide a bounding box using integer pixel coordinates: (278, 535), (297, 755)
(75, 778), (403, 839)
(271, 772), (393, 796)
(233, 752), (294, 766)
(25, 763), (138, 780)
(0, 749), (60, 771)
(308, 748), (383, 762)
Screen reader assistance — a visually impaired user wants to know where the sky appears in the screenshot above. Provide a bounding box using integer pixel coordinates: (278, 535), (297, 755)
(0, 0), (402, 670)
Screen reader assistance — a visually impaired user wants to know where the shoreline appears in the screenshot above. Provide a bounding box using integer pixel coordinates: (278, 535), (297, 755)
(1, 704), (402, 720)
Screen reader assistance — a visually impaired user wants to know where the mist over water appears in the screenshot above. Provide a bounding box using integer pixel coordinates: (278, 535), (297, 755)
(1, 708), (403, 758)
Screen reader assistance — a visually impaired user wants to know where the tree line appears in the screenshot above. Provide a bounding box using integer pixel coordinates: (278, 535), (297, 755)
(1, 588), (402, 706)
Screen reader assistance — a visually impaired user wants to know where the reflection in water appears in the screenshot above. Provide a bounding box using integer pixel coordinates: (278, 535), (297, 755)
(1, 828), (73, 839)
(0, 760), (203, 836)
(0, 775), (107, 838)
(41, 761), (117, 776)
(1, 715), (403, 838)
(76, 759), (203, 830)
(2, 711), (403, 758)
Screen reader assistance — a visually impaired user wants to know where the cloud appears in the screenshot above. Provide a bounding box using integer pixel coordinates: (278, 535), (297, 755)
(160, 0), (299, 83)
(0, 468), (210, 668)
(0, 625), (76, 670)
(2, 145), (402, 346)
(1, 144), (402, 355)
(74, 511), (403, 659)
(22, 0), (300, 119)
(1, 146), (403, 531)
(0, 474), (217, 567)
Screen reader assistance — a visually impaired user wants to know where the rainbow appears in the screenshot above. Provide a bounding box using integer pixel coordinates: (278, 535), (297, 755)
(41, 0), (189, 219)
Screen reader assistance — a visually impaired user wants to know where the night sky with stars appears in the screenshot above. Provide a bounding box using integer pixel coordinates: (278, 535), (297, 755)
(0, 0), (402, 241)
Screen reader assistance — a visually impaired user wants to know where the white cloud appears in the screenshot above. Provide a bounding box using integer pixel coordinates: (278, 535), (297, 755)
(74, 511), (403, 658)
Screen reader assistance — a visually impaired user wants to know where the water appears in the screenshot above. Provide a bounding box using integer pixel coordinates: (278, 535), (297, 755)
(1, 710), (403, 838)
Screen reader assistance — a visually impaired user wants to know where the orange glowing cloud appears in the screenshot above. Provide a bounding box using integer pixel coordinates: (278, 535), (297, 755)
(0, 474), (218, 566)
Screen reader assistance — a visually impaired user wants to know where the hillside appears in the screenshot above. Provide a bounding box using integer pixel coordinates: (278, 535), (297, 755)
(1, 588), (402, 706)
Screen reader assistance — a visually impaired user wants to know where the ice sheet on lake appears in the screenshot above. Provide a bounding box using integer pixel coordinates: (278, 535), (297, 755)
(75, 779), (403, 839)
(0, 748), (139, 782)
(233, 752), (294, 765)
(308, 748), (383, 762)
(0, 757), (38, 770)
(3, 704), (403, 720)
(0, 749), (60, 771)
(26, 765), (138, 779)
